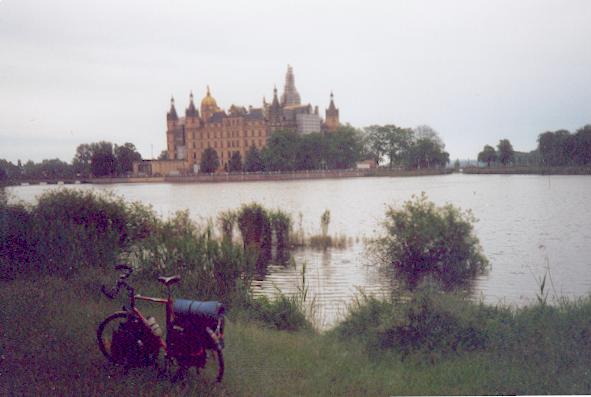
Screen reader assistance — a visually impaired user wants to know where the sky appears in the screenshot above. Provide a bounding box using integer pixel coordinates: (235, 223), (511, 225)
(0, 0), (590, 163)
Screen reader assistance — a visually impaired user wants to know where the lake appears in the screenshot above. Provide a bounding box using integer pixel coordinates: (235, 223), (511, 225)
(7, 174), (591, 327)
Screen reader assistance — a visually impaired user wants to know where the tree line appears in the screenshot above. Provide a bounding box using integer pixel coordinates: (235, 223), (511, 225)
(199, 124), (450, 173)
(0, 141), (142, 183)
(476, 125), (591, 168)
(1, 123), (450, 182)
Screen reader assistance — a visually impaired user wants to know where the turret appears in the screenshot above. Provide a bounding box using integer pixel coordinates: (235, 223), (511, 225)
(166, 96), (178, 159)
(186, 91), (199, 118)
(325, 91), (339, 132)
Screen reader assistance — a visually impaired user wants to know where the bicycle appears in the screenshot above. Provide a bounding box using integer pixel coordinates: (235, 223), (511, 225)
(97, 264), (225, 382)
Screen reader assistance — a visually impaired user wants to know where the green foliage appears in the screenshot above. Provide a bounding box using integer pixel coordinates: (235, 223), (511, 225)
(269, 209), (292, 250)
(114, 142), (142, 175)
(262, 130), (301, 171)
(227, 151), (243, 172)
(127, 211), (255, 305)
(364, 124), (414, 167)
(244, 145), (264, 172)
(364, 124), (449, 169)
(497, 139), (515, 166)
(477, 144), (497, 167)
(236, 203), (272, 264)
(200, 147), (220, 173)
(91, 141), (117, 177)
(217, 209), (237, 242)
(244, 295), (310, 331)
(372, 193), (488, 290)
(538, 126), (591, 166)
(0, 189), (153, 279)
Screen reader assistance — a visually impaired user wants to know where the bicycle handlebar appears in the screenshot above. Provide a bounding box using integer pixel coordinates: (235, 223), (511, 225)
(100, 264), (135, 305)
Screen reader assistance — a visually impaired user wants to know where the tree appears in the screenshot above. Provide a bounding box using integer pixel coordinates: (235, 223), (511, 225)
(114, 143), (142, 175)
(0, 163), (7, 183)
(244, 145), (264, 172)
(406, 138), (449, 169)
(90, 141), (117, 177)
(497, 139), (515, 166)
(372, 193), (488, 290)
(572, 125), (591, 165)
(365, 125), (414, 168)
(477, 145), (497, 167)
(73, 144), (93, 177)
(325, 125), (364, 169)
(227, 151), (243, 172)
(38, 159), (74, 179)
(262, 130), (300, 171)
(295, 133), (325, 170)
(414, 125), (445, 148)
(200, 147), (219, 173)
(157, 150), (169, 160)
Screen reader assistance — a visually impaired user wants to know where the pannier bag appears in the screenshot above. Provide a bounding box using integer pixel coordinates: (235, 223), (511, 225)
(170, 299), (225, 365)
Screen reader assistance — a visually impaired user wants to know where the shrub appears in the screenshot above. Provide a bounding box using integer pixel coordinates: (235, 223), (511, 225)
(244, 295), (310, 331)
(237, 203), (272, 265)
(126, 210), (256, 306)
(0, 189), (154, 278)
(269, 210), (292, 250)
(217, 210), (236, 242)
(372, 193), (488, 290)
(336, 288), (490, 360)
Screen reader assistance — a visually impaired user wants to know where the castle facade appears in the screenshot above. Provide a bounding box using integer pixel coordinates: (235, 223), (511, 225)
(164, 66), (340, 173)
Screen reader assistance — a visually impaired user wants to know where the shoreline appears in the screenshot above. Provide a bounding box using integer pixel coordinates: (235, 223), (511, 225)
(2, 168), (452, 186)
(462, 166), (591, 175)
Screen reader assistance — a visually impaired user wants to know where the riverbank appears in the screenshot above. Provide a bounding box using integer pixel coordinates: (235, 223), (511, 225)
(462, 165), (591, 175)
(2, 270), (591, 396)
(1, 168), (452, 187)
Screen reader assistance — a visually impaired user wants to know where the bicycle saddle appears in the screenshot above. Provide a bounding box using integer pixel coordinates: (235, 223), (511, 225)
(158, 275), (181, 286)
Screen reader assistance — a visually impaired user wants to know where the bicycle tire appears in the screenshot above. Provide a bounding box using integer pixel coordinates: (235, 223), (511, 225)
(96, 311), (129, 363)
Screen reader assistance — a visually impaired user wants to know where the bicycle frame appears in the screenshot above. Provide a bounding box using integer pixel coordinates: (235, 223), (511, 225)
(130, 294), (170, 352)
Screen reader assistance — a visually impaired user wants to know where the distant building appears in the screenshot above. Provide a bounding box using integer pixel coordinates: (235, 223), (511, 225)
(151, 66), (341, 174)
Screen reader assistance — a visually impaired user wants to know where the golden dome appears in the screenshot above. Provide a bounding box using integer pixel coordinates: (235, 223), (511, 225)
(201, 85), (218, 108)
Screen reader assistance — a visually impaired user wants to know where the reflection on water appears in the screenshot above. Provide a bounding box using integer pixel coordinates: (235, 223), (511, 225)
(8, 174), (591, 327)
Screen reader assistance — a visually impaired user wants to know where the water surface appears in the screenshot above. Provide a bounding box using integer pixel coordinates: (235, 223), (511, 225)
(8, 174), (591, 327)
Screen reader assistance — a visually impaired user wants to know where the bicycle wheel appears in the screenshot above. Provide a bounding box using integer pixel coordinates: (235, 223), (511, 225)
(96, 311), (129, 364)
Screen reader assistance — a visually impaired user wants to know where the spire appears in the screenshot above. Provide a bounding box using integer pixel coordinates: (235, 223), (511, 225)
(281, 65), (301, 106)
(167, 95), (178, 121)
(327, 91), (337, 112)
(271, 85), (280, 108)
(186, 90), (198, 117)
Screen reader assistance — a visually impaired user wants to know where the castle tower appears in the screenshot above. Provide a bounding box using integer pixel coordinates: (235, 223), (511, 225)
(268, 86), (283, 132)
(186, 91), (199, 118)
(325, 91), (339, 132)
(166, 96), (178, 159)
(200, 85), (219, 122)
(281, 65), (301, 106)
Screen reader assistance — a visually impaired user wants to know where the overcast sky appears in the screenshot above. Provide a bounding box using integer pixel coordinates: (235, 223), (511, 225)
(1, 0), (590, 163)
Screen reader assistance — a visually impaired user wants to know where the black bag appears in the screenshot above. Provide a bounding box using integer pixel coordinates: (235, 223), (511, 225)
(111, 318), (159, 368)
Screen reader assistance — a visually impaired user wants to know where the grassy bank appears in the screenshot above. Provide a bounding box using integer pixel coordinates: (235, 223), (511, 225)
(462, 165), (591, 175)
(2, 270), (591, 396)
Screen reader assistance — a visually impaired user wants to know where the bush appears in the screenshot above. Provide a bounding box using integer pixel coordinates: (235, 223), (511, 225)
(126, 210), (256, 306)
(237, 203), (272, 265)
(372, 193), (488, 290)
(336, 288), (494, 360)
(0, 189), (154, 278)
(244, 295), (310, 331)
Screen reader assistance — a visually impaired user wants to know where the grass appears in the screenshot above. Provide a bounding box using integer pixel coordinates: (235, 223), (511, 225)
(2, 270), (591, 396)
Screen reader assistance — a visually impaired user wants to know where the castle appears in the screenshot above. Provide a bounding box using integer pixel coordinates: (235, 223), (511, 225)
(143, 66), (340, 175)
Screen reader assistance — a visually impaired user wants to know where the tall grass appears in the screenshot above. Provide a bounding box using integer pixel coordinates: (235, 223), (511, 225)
(0, 189), (153, 279)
